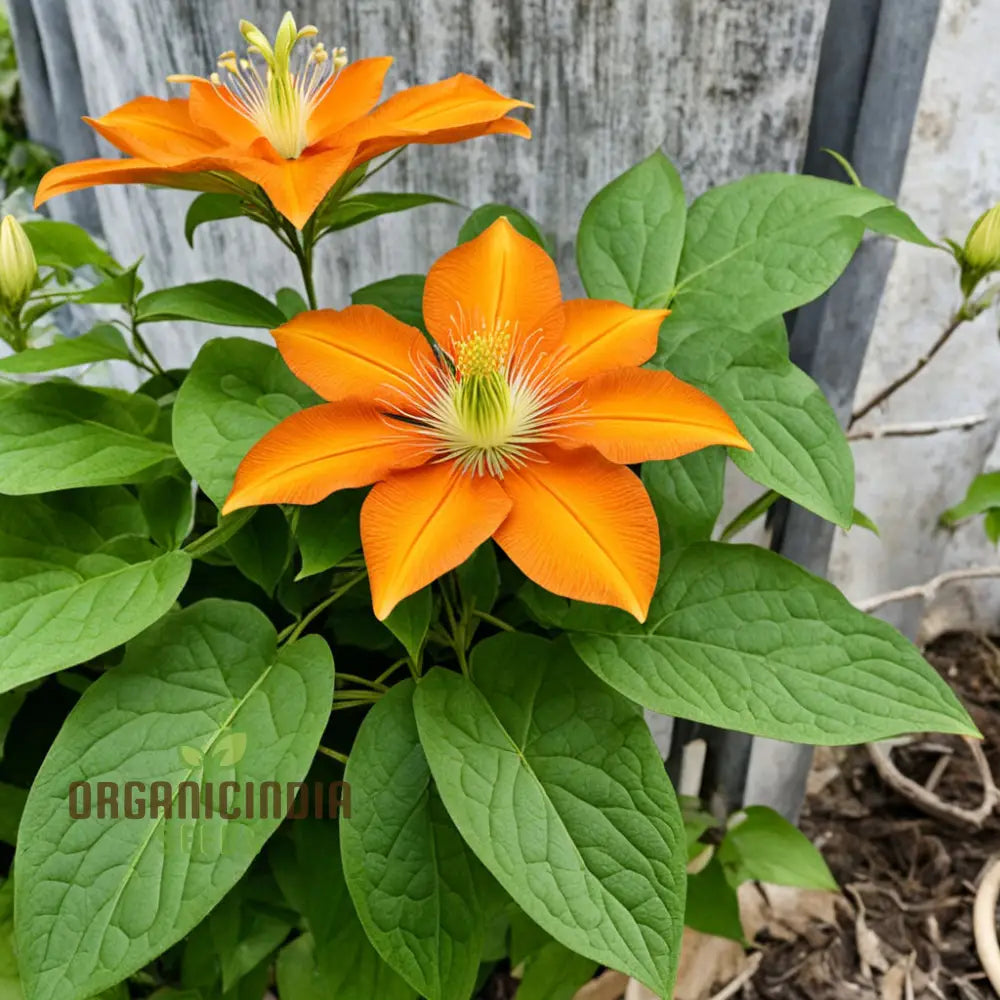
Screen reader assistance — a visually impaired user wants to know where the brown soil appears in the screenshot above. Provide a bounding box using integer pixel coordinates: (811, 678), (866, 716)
(749, 631), (1000, 1000)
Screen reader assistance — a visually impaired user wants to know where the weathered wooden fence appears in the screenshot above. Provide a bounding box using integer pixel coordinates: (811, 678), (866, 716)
(10, 0), (1000, 818)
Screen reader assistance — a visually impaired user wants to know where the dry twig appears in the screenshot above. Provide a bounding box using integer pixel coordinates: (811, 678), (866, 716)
(847, 414), (988, 441)
(867, 737), (999, 828)
(855, 566), (1000, 613)
(973, 857), (1000, 997)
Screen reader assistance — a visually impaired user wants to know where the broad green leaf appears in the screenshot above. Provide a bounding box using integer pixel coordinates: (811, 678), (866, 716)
(684, 857), (743, 941)
(351, 275), (426, 333)
(577, 151), (686, 307)
(718, 490), (780, 543)
(382, 588), (433, 663)
(414, 633), (686, 998)
(341, 681), (486, 1000)
(862, 205), (939, 248)
(456, 543), (500, 616)
(0, 383), (175, 493)
(672, 174), (890, 328)
(136, 281), (286, 328)
(15, 599), (335, 1000)
(562, 542), (977, 744)
(75, 265), (142, 305)
(851, 508), (880, 536)
(275, 287), (309, 320)
(225, 507), (293, 595)
(272, 820), (416, 1000)
(172, 337), (318, 507)
(0, 326), (131, 373)
(0, 879), (22, 999)
(184, 193), (247, 247)
(458, 204), (550, 251)
(320, 192), (456, 234)
(717, 806), (836, 891)
(642, 447), (725, 550)
(516, 941), (598, 1000)
(508, 908), (552, 967)
(22, 220), (117, 271)
(941, 472), (1000, 525)
(138, 475), (194, 549)
(654, 318), (854, 528)
(0, 488), (191, 690)
(292, 490), (363, 579)
(0, 783), (26, 846)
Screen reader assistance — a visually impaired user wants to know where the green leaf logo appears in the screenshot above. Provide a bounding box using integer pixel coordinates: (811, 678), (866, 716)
(179, 746), (203, 767)
(213, 731), (247, 766)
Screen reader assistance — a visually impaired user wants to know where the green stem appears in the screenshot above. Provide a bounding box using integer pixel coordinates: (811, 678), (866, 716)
(375, 659), (409, 686)
(282, 570), (367, 644)
(471, 609), (515, 632)
(336, 673), (388, 692)
(129, 314), (168, 379)
(317, 745), (349, 765)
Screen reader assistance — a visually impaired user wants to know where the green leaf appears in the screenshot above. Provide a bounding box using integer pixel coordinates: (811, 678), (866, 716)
(321, 192), (456, 234)
(684, 856), (743, 941)
(138, 476), (194, 550)
(275, 287), (309, 320)
(861, 205), (939, 248)
(341, 681), (487, 1000)
(851, 508), (880, 536)
(351, 275), (426, 333)
(718, 490), (780, 543)
(75, 264), (142, 305)
(456, 543), (500, 615)
(0, 383), (175, 493)
(136, 281), (287, 328)
(642, 447), (725, 550)
(0, 783), (26, 846)
(184, 508), (256, 560)
(292, 490), (363, 579)
(941, 472), (1000, 525)
(672, 174), (890, 328)
(458, 204), (550, 252)
(173, 337), (318, 507)
(576, 151), (686, 307)
(22, 220), (117, 272)
(382, 588), (433, 662)
(717, 806), (836, 890)
(0, 325), (131, 373)
(0, 879), (23, 999)
(15, 599), (335, 1000)
(184, 193), (247, 247)
(986, 509), (1000, 546)
(413, 633), (686, 998)
(516, 941), (598, 1000)
(225, 507), (293, 595)
(562, 542), (978, 744)
(0, 488), (191, 691)
(654, 318), (854, 528)
(272, 820), (416, 1000)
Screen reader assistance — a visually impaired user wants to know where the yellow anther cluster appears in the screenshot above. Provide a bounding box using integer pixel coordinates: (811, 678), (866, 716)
(455, 326), (511, 379)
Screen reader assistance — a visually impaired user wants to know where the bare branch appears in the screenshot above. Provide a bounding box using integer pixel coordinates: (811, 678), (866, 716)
(848, 414), (988, 441)
(974, 857), (1000, 996)
(855, 566), (1000, 613)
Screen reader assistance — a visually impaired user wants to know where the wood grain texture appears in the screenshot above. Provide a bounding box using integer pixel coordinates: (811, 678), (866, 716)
(50, 0), (829, 365)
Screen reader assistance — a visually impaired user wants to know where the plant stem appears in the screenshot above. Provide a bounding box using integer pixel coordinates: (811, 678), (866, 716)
(317, 745), (349, 765)
(336, 673), (388, 692)
(282, 569), (367, 643)
(471, 609), (515, 632)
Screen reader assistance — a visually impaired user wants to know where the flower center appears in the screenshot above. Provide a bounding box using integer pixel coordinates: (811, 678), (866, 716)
(172, 12), (347, 160)
(390, 321), (579, 478)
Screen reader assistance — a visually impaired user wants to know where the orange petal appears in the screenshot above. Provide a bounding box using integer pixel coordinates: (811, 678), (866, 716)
(560, 367), (751, 463)
(224, 145), (358, 228)
(349, 113), (531, 166)
(187, 80), (264, 148)
(555, 299), (668, 381)
(85, 96), (219, 163)
(423, 217), (563, 357)
(356, 73), (529, 138)
(494, 447), (659, 621)
(34, 158), (232, 207)
(222, 400), (428, 514)
(362, 462), (511, 619)
(272, 305), (435, 403)
(308, 57), (394, 141)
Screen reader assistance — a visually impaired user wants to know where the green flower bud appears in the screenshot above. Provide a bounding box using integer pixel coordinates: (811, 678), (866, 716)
(964, 201), (1000, 273)
(0, 215), (36, 313)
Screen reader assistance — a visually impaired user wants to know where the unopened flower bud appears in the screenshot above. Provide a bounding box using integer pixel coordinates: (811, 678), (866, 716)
(0, 215), (36, 313)
(964, 202), (1000, 273)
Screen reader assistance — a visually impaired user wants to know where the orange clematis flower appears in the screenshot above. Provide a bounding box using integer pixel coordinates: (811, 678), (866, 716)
(223, 219), (751, 621)
(34, 12), (530, 229)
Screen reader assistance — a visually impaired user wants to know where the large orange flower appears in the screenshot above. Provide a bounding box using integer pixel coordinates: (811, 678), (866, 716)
(34, 13), (530, 229)
(224, 219), (750, 620)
